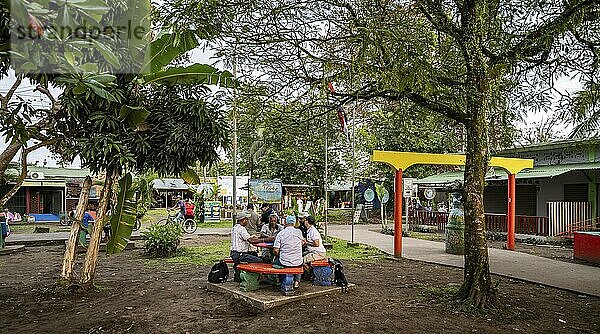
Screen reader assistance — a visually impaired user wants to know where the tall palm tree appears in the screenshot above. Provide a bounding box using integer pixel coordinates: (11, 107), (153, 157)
(569, 81), (600, 139)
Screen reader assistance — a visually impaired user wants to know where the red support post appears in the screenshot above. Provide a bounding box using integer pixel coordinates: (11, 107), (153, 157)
(394, 169), (403, 257)
(507, 173), (516, 250)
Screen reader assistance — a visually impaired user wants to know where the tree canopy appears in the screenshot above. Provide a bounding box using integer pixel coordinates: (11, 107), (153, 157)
(162, 0), (600, 308)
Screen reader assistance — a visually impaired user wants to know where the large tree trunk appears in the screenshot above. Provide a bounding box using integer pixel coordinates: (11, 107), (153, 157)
(60, 176), (92, 284)
(0, 148), (27, 208)
(456, 2), (497, 308)
(79, 169), (116, 288)
(0, 139), (23, 183)
(0, 141), (56, 207)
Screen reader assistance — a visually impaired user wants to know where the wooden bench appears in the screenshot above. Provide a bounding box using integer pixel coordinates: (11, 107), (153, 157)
(236, 263), (303, 275)
(309, 258), (330, 267)
(236, 262), (303, 294)
(308, 258), (334, 286)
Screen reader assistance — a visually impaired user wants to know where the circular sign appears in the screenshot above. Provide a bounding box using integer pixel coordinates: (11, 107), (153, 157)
(423, 188), (437, 200)
(381, 190), (390, 204)
(198, 183), (214, 198)
(364, 188), (375, 202)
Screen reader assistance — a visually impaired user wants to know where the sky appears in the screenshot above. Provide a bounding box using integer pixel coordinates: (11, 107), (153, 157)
(0, 49), (583, 168)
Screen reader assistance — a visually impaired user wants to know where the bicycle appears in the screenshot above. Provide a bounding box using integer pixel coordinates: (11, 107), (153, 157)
(61, 211), (141, 233)
(155, 210), (197, 234)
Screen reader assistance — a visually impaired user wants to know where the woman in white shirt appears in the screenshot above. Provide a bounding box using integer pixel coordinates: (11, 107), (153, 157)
(303, 216), (326, 263)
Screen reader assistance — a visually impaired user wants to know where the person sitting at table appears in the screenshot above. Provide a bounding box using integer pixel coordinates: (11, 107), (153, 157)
(303, 215), (326, 265)
(260, 212), (283, 241)
(231, 211), (267, 281)
(259, 213), (284, 261)
(259, 203), (273, 228)
(273, 215), (305, 289)
(296, 212), (309, 238)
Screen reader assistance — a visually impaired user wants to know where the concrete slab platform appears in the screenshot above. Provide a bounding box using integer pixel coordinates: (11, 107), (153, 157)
(207, 280), (354, 311)
(0, 245), (25, 255)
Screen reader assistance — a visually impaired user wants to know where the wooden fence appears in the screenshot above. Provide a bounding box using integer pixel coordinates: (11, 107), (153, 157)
(408, 210), (550, 236)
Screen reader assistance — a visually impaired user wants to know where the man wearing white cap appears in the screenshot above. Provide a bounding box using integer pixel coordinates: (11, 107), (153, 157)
(273, 215), (305, 288)
(231, 211), (267, 281)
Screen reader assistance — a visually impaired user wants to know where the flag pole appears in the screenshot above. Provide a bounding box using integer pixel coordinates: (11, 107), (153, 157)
(232, 50), (238, 226)
(324, 103), (329, 239)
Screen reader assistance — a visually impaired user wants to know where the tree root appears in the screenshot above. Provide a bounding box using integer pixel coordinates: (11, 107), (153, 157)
(455, 280), (499, 310)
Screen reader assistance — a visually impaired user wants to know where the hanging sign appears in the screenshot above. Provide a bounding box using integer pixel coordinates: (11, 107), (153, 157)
(381, 189), (390, 204)
(364, 188), (375, 202)
(424, 188), (437, 200)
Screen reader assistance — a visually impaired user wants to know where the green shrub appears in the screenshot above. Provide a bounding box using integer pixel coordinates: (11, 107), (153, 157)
(381, 226), (410, 237)
(142, 224), (183, 257)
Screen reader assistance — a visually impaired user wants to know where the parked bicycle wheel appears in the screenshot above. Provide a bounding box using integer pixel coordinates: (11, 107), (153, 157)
(155, 218), (169, 226)
(182, 218), (197, 234)
(133, 219), (141, 231)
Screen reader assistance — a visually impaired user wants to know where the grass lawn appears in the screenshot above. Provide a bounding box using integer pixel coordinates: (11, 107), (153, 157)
(407, 231), (445, 242)
(165, 239), (231, 266)
(198, 220), (233, 228)
(325, 237), (385, 262)
(141, 208), (169, 225)
(160, 236), (385, 267)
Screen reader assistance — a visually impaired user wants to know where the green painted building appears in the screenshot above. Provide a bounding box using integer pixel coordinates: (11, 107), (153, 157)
(0, 166), (99, 221)
(415, 139), (600, 235)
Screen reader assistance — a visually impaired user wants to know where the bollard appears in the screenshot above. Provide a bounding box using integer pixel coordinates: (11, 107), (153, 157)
(445, 192), (465, 255)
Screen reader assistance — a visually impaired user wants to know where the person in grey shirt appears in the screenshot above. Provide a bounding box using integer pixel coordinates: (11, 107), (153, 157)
(246, 203), (261, 232)
(273, 215), (305, 288)
(260, 213), (284, 239)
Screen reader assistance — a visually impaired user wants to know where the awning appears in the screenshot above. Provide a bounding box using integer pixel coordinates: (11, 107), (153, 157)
(21, 180), (66, 187)
(416, 162), (600, 185)
(283, 184), (319, 188)
(328, 180), (353, 191)
(152, 178), (191, 191)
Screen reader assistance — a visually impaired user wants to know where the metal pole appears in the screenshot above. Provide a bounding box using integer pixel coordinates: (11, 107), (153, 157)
(232, 53), (238, 226)
(351, 101), (356, 244)
(507, 173), (516, 250)
(394, 169), (403, 257)
(324, 120), (328, 239)
(405, 192), (409, 231)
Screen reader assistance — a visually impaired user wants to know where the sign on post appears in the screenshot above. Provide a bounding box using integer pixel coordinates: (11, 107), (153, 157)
(403, 178), (415, 197)
(353, 204), (364, 225)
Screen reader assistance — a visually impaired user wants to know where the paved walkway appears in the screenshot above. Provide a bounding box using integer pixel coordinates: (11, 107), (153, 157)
(6, 228), (231, 246)
(6, 224), (600, 297)
(326, 224), (600, 297)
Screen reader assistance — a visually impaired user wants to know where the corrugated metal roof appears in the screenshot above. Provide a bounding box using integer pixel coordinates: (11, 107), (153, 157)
(328, 180), (353, 191)
(416, 162), (600, 185)
(26, 166), (92, 179)
(152, 178), (190, 190)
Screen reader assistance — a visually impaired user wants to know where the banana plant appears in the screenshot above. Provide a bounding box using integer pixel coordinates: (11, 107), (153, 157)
(375, 183), (387, 229)
(106, 172), (137, 254)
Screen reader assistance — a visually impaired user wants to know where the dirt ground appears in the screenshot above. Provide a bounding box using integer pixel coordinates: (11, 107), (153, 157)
(1, 235), (599, 334)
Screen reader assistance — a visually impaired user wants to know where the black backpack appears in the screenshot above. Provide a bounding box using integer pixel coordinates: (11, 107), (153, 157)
(329, 258), (349, 292)
(208, 260), (229, 283)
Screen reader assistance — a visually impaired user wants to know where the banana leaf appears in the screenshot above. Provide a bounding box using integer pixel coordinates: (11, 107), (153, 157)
(180, 168), (201, 185)
(106, 173), (137, 254)
(141, 64), (235, 87)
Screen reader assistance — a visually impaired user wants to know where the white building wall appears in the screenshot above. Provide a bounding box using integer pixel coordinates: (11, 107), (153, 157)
(537, 171), (590, 216)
